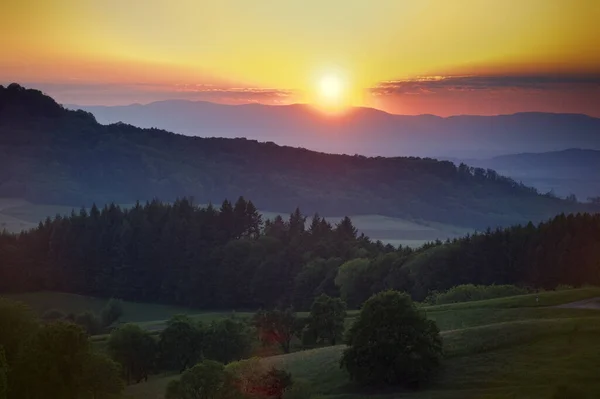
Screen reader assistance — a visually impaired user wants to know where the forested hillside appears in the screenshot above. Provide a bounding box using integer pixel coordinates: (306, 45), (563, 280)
(1, 196), (599, 309)
(456, 149), (600, 200)
(1, 83), (595, 229)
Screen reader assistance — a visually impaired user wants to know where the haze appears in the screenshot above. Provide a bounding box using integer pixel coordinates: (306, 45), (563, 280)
(2, 0), (599, 115)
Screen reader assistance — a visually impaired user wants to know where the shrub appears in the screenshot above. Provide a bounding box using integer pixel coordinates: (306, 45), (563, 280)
(260, 368), (292, 398)
(81, 351), (125, 399)
(0, 299), (38, 364)
(222, 358), (293, 399)
(75, 311), (102, 335)
(165, 360), (226, 399)
(224, 357), (267, 397)
(41, 309), (66, 322)
(11, 321), (114, 399)
(341, 290), (442, 387)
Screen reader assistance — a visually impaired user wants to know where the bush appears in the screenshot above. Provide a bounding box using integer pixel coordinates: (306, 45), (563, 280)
(165, 360), (226, 399)
(224, 357), (266, 397)
(41, 309), (66, 322)
(341, 290), (442, 387)
(12, 321), (123, 399)
(221, 358), (293, 399)
(260, 368), (293, 398)
(81, 351), (125, 399)
(425, 284), (528, 305)
(75, 311), (102, 335)
(0, 299), (38, 364)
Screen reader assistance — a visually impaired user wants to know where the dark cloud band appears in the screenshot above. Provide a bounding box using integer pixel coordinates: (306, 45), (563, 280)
(371, 74), (600, 96)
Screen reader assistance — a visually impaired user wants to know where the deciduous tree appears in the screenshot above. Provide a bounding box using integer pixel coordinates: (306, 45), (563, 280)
(341, 291), (442, 387)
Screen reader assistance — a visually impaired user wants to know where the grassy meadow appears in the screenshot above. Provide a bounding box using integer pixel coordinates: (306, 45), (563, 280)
(1, 198), (471, 247)
(5, 288), (600, 398)
(120, 288), (600, 399)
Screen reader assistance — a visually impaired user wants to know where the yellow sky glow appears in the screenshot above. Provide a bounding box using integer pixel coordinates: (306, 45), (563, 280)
(1, 0), (599, 110)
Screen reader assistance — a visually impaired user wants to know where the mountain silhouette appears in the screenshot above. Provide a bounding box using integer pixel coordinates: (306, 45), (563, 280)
(71, 100), (600, 158)
(2, 83), (597, 229)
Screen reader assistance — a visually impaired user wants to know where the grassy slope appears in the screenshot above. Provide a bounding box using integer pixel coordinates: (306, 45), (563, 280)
(3, 292), (199, 323)
(122, 288), (600, 399)
(1, 198), (471, 247)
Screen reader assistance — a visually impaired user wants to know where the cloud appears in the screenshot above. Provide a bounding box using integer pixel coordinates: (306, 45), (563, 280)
(9, 82), (298, 106)
(370, 74), (600, 96)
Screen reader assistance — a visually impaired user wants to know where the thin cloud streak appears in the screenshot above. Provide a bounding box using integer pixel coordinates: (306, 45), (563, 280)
(371, 74), (600, 95)
(368, 74), (600, 117)
(12, 82), (299, 106)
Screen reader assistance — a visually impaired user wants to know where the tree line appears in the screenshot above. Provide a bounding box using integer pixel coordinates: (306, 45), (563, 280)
(0, 197), (391, 309)
(1, 197), (600, 308)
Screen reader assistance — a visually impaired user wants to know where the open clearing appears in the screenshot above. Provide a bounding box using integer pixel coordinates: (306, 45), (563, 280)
(119, 287), (600, 399)
(1, 198), (472, 247)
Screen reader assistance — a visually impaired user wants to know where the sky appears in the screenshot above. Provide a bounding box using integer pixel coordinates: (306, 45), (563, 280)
(1, 0), (600, 116)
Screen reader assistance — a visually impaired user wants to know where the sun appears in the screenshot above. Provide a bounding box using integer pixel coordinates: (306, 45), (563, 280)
(315, 73), (348, 111)
(319, 74), (343, 101)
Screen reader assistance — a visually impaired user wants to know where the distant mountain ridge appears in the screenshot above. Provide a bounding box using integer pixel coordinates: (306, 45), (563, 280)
(2, 83), (598, 230)
(70, 100), (600, 159)
(454, 149), (600, 200)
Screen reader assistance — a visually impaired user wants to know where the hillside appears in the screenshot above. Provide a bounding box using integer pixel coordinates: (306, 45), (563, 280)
(72, 100), (600, 159)
(1, 84), (594, 229)
(453, 149), (600, 200)
(122, 288), (600, 399)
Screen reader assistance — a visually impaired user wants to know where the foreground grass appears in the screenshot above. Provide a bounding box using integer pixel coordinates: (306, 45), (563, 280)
(422, 286), (600, 312)
(329, 332), (600, 399)
(129, 316), (600, 399)
(14, 288), (600, 398)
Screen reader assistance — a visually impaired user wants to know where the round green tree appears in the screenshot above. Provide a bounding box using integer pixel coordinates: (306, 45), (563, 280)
(340, 290), (442, 387)
(165, 360), (226, 399)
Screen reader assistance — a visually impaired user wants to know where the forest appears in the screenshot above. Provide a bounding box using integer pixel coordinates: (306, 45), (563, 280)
(1, 83), (596, 230)
(1, 197), (599, 309)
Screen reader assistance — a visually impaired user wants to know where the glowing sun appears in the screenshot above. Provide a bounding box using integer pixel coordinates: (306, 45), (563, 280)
(319, 74), (344, 102)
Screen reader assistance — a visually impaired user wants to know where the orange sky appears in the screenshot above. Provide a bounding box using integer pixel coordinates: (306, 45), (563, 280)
(1, 0), (599, 115)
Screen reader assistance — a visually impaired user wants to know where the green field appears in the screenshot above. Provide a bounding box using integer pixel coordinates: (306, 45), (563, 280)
(0, 198), (471, 247)
(2, 291), (208, 323)
(118, 288), (600, 399)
